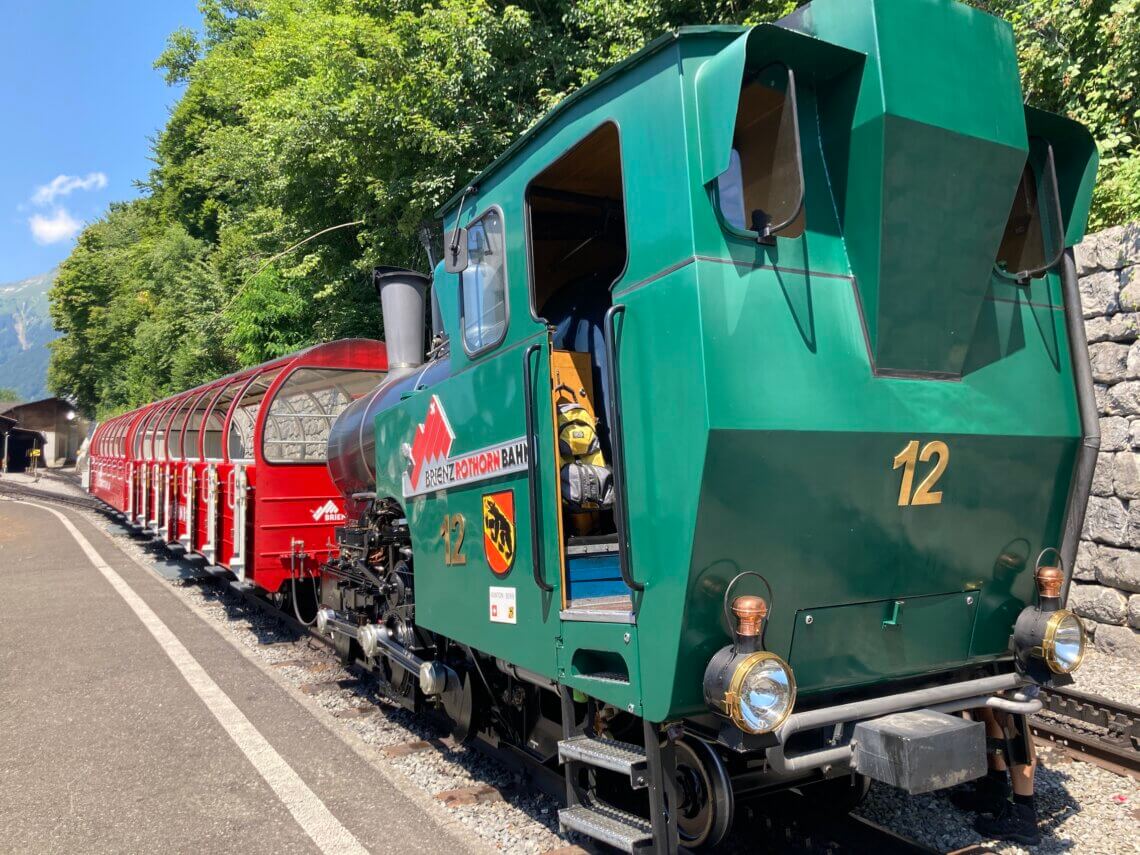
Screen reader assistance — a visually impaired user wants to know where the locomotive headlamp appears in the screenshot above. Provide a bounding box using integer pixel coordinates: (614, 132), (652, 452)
(704, 583), (797, 735)
(719, 650), (796, 734)
(1040, 610), (1086, 674)
(1013, 559), (1087, 677)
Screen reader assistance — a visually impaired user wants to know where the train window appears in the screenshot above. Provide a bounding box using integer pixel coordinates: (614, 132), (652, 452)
(529, 122), (627, 316)
(995, 142), (1064, 282)
(176, 389), (208, 458)
(228, 367), (285, 461)
(140, 409), (162, 461)
(131, 416), (145, 459)
(263, 368), (386, 464)
(154, 402), (178, 461)
(460, 209), (508, 354)
(185, 386), (222, 460)
(202, 379), (247, 460)
(715, 65), (804, 240)
(166, 396), (195, 459)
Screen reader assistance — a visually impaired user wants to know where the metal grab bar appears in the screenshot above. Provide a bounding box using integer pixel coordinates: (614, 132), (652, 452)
(766, 672), (1028, 774)
(603, 304), (643, 592)
(226, 468), (237, 509)
(522, 343), (553, 592)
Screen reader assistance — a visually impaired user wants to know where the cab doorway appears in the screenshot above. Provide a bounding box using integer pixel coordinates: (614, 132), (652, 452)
(527, 121), (632, 619)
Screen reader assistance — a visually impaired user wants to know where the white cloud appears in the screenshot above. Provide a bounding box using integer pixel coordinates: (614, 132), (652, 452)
(29, 208), (83, 244)
(31, 172), (108, 206)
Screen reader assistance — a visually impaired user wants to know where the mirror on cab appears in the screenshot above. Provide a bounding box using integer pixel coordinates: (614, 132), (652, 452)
(444, 226), (469, 274)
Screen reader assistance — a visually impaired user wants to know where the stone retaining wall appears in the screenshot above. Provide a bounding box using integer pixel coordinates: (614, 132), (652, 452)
(1073, 223), (1140, 660)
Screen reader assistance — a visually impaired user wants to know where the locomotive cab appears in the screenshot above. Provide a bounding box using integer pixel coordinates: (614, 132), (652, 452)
(319, 0), (1100, 849)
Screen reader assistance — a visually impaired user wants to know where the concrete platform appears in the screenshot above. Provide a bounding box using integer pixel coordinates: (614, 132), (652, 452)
(0, 498), (480, 855)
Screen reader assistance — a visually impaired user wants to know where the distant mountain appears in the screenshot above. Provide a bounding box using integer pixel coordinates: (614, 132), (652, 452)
(0, 269), (58, 401)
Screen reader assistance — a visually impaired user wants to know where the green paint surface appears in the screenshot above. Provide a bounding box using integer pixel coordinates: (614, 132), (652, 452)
(372, 0), (1097, 724)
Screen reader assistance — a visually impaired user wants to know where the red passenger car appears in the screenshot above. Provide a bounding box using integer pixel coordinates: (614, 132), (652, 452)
(88, 339), (387, 593)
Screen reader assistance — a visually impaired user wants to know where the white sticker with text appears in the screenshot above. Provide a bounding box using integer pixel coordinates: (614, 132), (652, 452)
(489, 586), (517, 625)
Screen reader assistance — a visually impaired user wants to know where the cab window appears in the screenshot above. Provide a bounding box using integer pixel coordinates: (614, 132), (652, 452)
(996, 164), (1048, 278)
(716, 66), (804, 239)
(461, 209), (508, 354)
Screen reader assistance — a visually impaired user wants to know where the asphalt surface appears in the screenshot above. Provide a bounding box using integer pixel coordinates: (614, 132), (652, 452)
(0, 498), (481, 855)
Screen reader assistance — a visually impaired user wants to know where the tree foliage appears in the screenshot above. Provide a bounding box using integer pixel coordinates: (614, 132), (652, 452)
(50, 0), (1140, 417)
(975, 0), (1140, 229)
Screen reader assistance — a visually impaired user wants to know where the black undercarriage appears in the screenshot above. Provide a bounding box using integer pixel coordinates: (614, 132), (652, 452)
(309, 499), (879, 851)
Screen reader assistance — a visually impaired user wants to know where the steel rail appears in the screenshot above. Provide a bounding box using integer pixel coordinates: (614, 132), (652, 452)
(0, 480), (102, 512)
(1030, 685), (1140, 781)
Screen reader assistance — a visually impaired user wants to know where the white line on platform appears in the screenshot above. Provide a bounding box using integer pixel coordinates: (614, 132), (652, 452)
(14, 500), (370, 855)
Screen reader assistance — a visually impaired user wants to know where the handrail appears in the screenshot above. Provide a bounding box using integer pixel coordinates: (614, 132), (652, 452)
(522, 343), (553, 592)
(603, 304), (643, 592)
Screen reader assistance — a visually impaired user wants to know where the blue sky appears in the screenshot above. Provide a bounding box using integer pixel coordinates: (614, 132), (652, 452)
(1, 2), (203, 283)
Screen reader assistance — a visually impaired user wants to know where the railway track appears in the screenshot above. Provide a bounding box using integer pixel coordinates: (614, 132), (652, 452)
(5, 483), (1135, 853)
(1030, 686), (1140, 781)
(0, 477), (103, 511)
(731, 802), (939, 853)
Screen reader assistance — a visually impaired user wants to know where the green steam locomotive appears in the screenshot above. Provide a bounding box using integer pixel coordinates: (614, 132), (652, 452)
(322, 0), (1099, 849)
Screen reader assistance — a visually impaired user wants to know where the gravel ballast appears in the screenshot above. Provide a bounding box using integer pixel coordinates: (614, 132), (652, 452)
(9, 482), (1139, 854)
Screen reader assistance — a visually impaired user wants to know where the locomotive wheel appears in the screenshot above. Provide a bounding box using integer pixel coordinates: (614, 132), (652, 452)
(441, 668), (480, 744)
(672, 737), (733, 849)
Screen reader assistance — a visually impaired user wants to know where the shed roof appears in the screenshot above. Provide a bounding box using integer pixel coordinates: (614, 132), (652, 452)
(0, 396), (75, 417)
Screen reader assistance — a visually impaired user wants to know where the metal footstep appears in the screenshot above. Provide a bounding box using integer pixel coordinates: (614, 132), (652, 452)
(558, 800), (654, 853)
(557, 734), (648, 788)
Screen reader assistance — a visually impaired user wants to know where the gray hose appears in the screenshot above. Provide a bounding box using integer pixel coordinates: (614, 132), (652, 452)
(1059, 248), (1099, 601)
(290, 573), (317, 626)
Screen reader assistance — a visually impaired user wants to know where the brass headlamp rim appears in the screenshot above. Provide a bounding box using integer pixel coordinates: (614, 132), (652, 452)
(722, 650), (797, 734)
(1042, 609), (1086, 675)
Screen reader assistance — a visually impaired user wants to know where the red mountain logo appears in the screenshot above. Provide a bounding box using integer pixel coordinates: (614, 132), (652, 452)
(402, 394), (528, 498)
(409, 395), (455, 489)
(311, 499), (346, 522)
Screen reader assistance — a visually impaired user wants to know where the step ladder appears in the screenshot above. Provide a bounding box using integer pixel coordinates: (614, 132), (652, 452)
(559, 798), (654, 852)
(556, 688), (678, 854)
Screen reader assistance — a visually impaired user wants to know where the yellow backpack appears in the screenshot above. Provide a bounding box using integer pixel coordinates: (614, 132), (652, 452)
(556, 386), (606, 467)
(555, 385), (613, 514)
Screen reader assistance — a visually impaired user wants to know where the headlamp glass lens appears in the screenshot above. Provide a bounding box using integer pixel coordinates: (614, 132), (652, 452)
(737, 657), (793, 733)
(1050, 613), (1084, 673)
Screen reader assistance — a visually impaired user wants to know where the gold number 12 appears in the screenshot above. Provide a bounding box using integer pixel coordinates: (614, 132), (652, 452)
(893, 440), (949, 506)
(439, 513), (467, 565)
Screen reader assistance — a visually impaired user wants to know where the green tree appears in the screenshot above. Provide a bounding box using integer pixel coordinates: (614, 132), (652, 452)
(48, 0), (1140, 417)
(0, 388), (20, 403)
(972, 0), (1140, 229)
